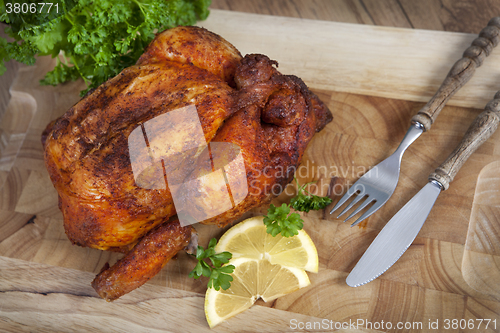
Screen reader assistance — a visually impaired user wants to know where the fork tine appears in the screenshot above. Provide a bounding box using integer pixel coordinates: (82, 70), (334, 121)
(342, 196), (375, 222)
(350, 201), (383, 227)
(336, 192), (366, 218)
(329, 185), (360, 215)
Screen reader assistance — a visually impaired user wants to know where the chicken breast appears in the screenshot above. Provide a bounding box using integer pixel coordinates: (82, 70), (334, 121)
(43, 27), (242, 250)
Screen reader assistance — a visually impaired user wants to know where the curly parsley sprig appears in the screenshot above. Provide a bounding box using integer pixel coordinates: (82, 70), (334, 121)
(290, 178), (333, 213)
(263, 178), (333, 237)
(188, 238), (235, 291)
(263, 203), (304, 238)
(0, 0), (211, 96)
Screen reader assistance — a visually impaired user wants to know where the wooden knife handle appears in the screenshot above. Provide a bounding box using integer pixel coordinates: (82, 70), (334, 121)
(429, 91), (500, 190)
(412, 17), (500, 131)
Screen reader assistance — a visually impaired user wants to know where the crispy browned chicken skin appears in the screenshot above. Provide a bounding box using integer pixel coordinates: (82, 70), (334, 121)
(42, 26), (332, 301)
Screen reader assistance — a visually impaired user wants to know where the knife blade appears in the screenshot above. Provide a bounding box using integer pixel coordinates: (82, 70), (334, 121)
(347, 90), (500, 287)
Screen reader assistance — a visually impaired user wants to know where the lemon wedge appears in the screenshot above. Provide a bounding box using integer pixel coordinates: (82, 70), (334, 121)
(204, 216), (318, 328)
(205, 257), (310, 328)
(215, 216), (318, 273)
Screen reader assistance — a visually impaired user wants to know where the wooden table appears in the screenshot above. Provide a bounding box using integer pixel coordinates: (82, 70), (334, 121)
(3, 0), (500, 100)
(1, 1), (500, 332)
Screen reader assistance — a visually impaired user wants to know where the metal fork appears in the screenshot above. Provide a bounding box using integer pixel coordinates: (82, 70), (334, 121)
(330, 17), (500, 226)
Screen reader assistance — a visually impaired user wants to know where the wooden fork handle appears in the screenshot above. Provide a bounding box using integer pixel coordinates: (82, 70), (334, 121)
(429, 91), (500, 190)
(411, 17), (500, 131)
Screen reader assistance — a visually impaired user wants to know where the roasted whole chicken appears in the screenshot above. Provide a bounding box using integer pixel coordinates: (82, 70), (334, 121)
(42, 26), (332, 301)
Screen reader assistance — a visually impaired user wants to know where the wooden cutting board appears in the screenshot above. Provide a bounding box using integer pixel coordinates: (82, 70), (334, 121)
(462, 161), (500, 300)
(1, 10), (500, 332)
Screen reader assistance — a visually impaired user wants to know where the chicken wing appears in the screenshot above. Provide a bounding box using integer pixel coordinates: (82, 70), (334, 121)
(91, 218), (193, 301)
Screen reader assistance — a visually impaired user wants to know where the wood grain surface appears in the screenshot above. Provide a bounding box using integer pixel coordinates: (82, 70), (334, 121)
(429, 92), (500, 190)
(200, 11), (500, 110)
(1, 2), (500, 333)
(463, 160), (500, 300)
(410, 18), (500, 131)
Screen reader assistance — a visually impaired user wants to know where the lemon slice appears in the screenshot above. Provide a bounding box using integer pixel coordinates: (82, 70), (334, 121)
(205, 257), (310, 328)
(215, 216), (318, 273)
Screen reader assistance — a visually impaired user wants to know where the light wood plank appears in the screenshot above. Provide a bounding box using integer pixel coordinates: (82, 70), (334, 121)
(0, 256), (375, 333)
(201, 10), (500, 109)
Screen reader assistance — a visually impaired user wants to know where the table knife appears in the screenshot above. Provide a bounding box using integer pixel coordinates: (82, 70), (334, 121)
(346, 91), (500, 287)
